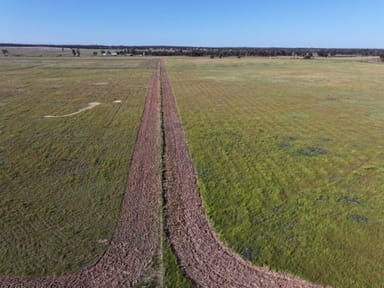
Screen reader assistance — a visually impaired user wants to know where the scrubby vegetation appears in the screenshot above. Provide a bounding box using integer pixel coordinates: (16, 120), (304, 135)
(2, 43), (384, 58)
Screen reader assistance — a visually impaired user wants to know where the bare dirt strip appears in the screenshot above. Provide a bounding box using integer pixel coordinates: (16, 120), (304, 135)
(44, 102), (101, 118)
(161, 60), (327, 288)
(0, 60), (162, 288)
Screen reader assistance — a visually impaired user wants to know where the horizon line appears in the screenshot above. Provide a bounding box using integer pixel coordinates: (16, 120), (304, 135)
(1, 42), (384, 50)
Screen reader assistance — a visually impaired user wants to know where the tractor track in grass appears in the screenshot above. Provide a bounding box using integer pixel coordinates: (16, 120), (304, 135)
(0, 60), (162, 288)
(2, 59), (325, 288)
(160, 60), (325, 288)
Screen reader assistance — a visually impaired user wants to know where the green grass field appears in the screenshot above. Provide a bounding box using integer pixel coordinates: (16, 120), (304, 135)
(2, 55), (383, 287)
(0, 57), (154, 276)
(167, 57), (384, 287)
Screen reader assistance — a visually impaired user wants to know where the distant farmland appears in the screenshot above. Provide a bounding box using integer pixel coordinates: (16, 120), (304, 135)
(166, 57), (384, 288)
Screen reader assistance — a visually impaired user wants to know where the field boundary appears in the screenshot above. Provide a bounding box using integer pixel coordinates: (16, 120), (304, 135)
(0, 60), (162, 288)
(160, 59), (326, 288)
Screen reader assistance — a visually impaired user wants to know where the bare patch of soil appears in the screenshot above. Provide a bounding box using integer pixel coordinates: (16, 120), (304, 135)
(44, 102), (101, 118)
(97, 239), (109, 245)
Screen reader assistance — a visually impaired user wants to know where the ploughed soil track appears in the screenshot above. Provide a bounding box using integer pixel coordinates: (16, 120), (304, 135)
(0, 60), (162, 288)
(2, 59), (325, 288)
(161, 60), (325, 288)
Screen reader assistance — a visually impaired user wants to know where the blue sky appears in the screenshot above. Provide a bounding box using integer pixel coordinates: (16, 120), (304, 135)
(0, 0), (383, 48)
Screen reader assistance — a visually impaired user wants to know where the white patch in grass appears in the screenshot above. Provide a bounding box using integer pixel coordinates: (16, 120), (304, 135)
(44, 102), (101, 118)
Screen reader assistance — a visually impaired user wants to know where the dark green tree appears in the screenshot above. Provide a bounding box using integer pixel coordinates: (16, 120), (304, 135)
(304, 52), (313, 59)
(317, 50), (328, 57)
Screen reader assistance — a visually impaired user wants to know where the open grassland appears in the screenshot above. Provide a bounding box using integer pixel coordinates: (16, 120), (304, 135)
(166, 57), (384, 287)
(0, 57), (154, 276)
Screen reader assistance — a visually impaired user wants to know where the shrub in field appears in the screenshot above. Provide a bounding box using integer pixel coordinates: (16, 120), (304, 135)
(303, 52), (313, 59)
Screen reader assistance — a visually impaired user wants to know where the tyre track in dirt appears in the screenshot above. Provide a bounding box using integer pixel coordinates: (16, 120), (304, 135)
(0, 60), (162, 288)
(161, 60), (326, 288)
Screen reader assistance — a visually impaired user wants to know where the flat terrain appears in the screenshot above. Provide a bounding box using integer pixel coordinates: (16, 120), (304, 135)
(1, 55), (383, 288)
(0, 57), (154, 276)
(162, 60), (319, 288)
(166, 57), (384, 287)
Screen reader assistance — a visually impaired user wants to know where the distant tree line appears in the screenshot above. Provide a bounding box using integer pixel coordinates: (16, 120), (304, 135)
(1, 43), (384, 59)
(143, 47), (384, 58)
(104, 47), (384, 58)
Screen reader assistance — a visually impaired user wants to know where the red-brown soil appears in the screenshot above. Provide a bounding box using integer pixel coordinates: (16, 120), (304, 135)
(0, 60), (162, 288)
(161, 60), (326, 288)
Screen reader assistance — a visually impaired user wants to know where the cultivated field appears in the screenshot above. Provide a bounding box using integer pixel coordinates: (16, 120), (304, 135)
(0, 57), (155, 276)
(166, 57), (384, 288)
